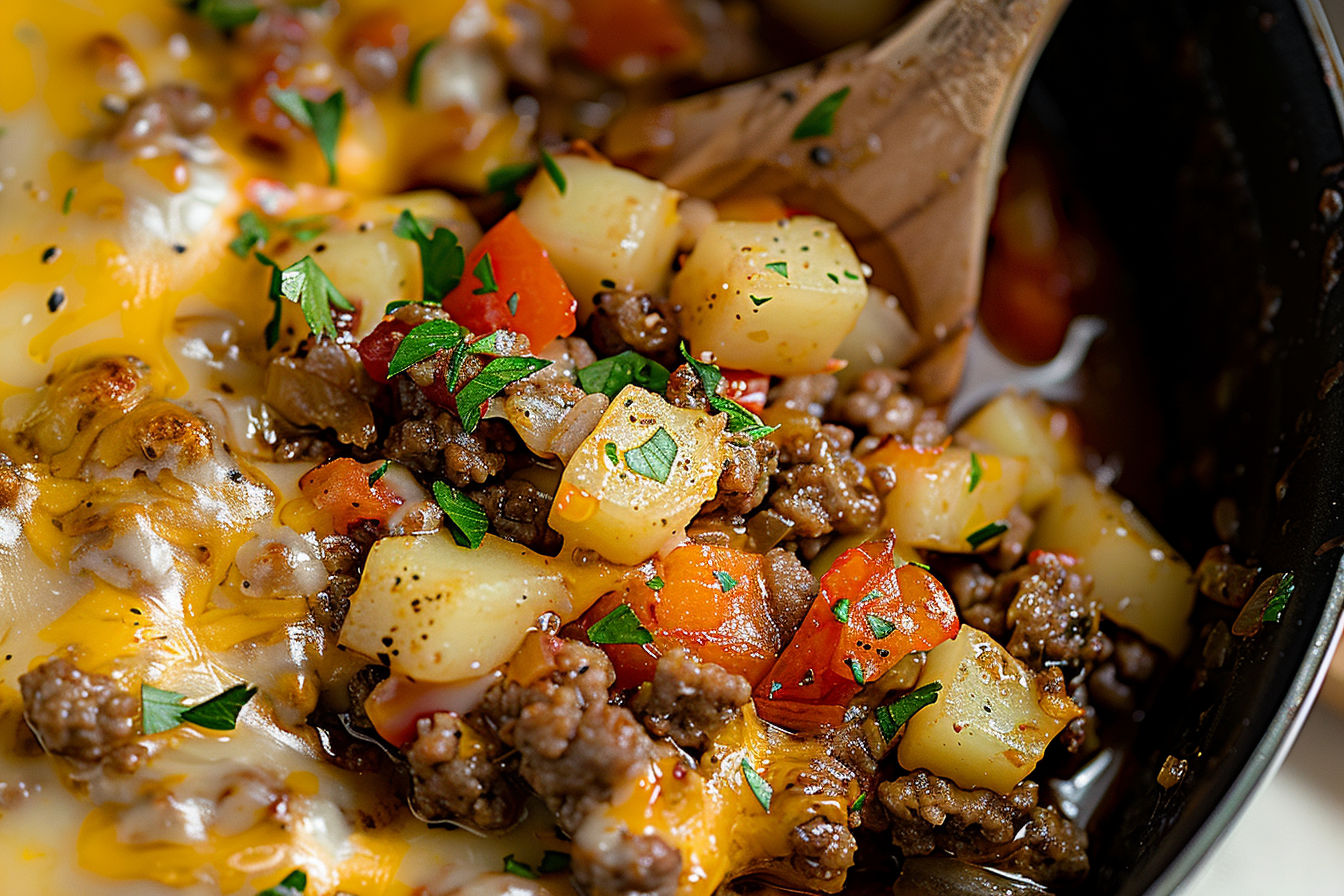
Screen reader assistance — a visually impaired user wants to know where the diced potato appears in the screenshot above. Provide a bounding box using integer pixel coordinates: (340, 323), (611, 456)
(672, 217), (868, 375)
(1030, 474), (1195, 655)
(866, 443), (1027, 553)
(549, 385), (728, 565)
(832, 285), (920, 388)
(516, 155), (682, 319)
(340, 532), (576, 682)
(897, 627), (1083, 794)
(956, 392), (1082, 511)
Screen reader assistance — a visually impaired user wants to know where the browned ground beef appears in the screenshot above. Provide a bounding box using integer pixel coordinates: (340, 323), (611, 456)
(997, 552), (1111, 671)
(789, 816), (857, 883)
(19, 658), (144, 770)
(665, 363), (709, 411)
(474, 478), (562, 554)
(107, 84), (214, 156)
(404, 712), (524, 831)
(572, 829), (682, 896)
(770, 374), (838, 419)
(877, 771), (1088, 884)
(761, 547), (817, 637)
(767, 415), (880, 539)
(586, 290), (680, 363)
(633, 648), (751, 751)
(709, 438), (777, 517)
(828, 367), (947, 448)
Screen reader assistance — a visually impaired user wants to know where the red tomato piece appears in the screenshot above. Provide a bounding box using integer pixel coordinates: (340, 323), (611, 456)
(569, 0), (696, 74)
(442, 213), (577, 347)
(299, 457), (403, 535)
(357, 317), (412, 383)
(754, 538), (960, 732)
(719, 368), (770, 415)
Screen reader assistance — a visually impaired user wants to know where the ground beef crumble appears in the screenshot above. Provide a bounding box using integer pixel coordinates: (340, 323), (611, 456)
(632, 648), (751, 751)
(404, 712), (525, 832)
(19, 657), (146, 771)
(766, 413), (881, 539)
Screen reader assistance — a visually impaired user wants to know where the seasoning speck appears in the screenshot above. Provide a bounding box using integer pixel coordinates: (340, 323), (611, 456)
(809, 145), (834, 167)
(40, 245), (60, 264)
(47, 287), (66, 312)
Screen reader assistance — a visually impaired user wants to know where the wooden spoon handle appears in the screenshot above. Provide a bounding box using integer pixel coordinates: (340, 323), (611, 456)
(606, 0), (1070, 402)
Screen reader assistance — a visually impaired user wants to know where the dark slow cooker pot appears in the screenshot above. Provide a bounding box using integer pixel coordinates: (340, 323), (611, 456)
(1019, 1), (1344, 893)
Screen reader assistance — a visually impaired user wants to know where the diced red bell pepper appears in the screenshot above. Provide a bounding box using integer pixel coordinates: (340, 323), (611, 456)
(754, 538), (960, 732)
(298, 457), (403, 535)
(574, 544), (782, 690)
(442, 213), (576, 348)
(719, 368), (770, 415)
(356, 317), (455, 408)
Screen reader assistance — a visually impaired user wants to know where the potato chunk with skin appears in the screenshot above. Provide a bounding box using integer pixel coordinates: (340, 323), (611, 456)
(672, 217), (868, 375)
(897, 627), (1083, 794)
(1030, 473), (1195, 654)
(864, 442), (1027, 553)
(341, 532), (577, 682)
(517, 155), (682, 320)
(550, 385), (728, 565)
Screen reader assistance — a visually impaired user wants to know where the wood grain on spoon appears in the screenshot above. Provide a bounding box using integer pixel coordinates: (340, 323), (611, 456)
(604, 0), (1070, 403)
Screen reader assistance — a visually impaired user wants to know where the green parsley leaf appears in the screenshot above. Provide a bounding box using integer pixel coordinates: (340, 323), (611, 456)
(405, 40), (439, 104)
(576, 350), (671, 399)
(456, 356), (552, 432)
(181, 0), (260, 31)
(768, 680), (782, 696)
(61, 187), (75, 215)
(750, 294), (772, 306)
(432, 480), (489, 549)
(506, 292), (520, 315)
(623, 427), (678, 483)
(826, 272), (839, 283)
(283, 213), (328, 242)
(832, 598), (851, 625)
(587, 604), (653, 645)
(257, 254), (354, 346)
(141, 681), (256, 734)
(846, 658), (866, 684)
(866, 613), (896, 639)
(267, 88), (345, 185)
(764, 261), (789, 278)
(604, 442), (620, 465)
(487, 162), (538, 194)
(906, 559), (931, 571)
(368, 460), (390, 487)
(502, 856), (539, 880)
(843, 269), (860, 280)
(678, 343), (778, 440)
(471, 252), (498, 295)
(791, 85), (851, 140)
(966, 521), (1009, 549)
(850, 793), (866, 813)
(874, 682), (942, 740)
(968, 452), (984, 493)
(1262, 572), (1296, 623)
(646, 576), (665, 591)
(714, 570), (738, 592)
(393, 210), (465, 302)
(741, 759), (772, 812)
(540, 148), (567, 194)
(255, 869), (307, 896)
(538, 850), (571, 874)
(387, 320), (469, 377)
(229, 210), (269, 258)
(858, 589), (882, 603)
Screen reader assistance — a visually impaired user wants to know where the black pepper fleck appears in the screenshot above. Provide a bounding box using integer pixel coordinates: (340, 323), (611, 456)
(47, 288), (66, 312)
(809, 145), (834, 167)
(40, 245), (60, 263)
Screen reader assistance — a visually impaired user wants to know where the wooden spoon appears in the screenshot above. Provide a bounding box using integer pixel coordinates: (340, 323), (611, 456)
(604, 0), (1071, 403)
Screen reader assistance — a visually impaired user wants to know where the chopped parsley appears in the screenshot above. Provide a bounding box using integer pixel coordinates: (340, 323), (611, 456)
(432, 480), (489, 549)
(229, 210), (269, 258)
(405, 40), (439, 104)
(538, 850), (571, 873)
(267, 88), (345, 185)
(255, 869), (307, 896)
(393, 209), (465, 302)
(764, 261), (789, 278)
(257, 253), (354, 347)
(832, 598), (851, 624)
(456, 356), (552, 432)
(506, 292), (520, 315)
(968, 452), (984, 493)
(741, 758), (772, 812)
(623, 427), (679, 483)
(866, 613), (896, 639)
(966, 521), (1009, 549)
(486, 161), (538, 210)
(678, 343), (777, 440)
(843, 269), (860, 280)
(1262, 572), (1296, 623)
(906, 559), (931, 571)
(714, 570), (738, 592)
(471, 252), (499, 295)
(846, 658), (866, 685)
(540, 148), (567, 194)
(61, 187), (75, 214)
(826, 272), (840, 284)
(141, 682), (256, 735)
(181, 0), (260, 31)
(769, 680), (783, 696)
(587, 604), (654, 645)
(367, 460), (390, 487)
(750, 294), (772, 306)
(604, 442), (620, 465)
(577, 350), (671, 399)
(386, 320), (469, 377)
(859, 589), (882, 603)
(850, 793), (866, 813)
(874, 682), (943, 740)
(791, 85), (851, 140)
(646, 576), (665, 591)
(502, 856), (539, 880)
